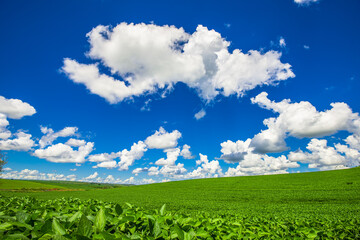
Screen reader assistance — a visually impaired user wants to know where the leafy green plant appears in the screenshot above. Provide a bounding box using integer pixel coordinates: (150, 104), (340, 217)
(0, 196), (359, 239)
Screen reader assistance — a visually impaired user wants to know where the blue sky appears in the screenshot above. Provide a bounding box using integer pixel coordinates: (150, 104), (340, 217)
(1, 0), (359, 184)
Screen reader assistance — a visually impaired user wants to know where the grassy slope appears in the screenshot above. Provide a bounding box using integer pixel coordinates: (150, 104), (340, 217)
(29, 180), (124, 190)
(1, 168), (360, 216)
(0, 179), (66, 190)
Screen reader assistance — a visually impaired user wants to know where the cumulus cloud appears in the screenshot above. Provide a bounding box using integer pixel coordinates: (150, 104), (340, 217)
(65, 138), (86, 147)
(155, 148), (180, 166)
(0, 96), (36, 151)
(180, 144), (194, 159)
(250, 92), (360, 153)
(145, 127), (181, 149)
(187, 154), (223, 179)
(0, 96), (36, 119)
(225, 154), (299, 177)
(0, 168), (77, 181)
(85, 172), (98, 180)
(194, 109), (206, 120)
(63, 23), (294, 105)
(220, 139), (253, 163)
(39, 126), (78, 148)
(288, 138), (360, 170)
(0, 132), (35, 151)
(33, 142), (94, 163)
(118, 141), (147, 171)
(93, 160), (117, 169)
(220, 138), (299, 176)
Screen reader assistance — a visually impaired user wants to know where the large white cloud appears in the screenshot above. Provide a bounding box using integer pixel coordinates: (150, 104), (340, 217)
(180, 144), (194, 159)
(118, 141), (147, 171)
(250, 92), (360, 153)
(225, 154), (299, 177)
(0, 97), (36, 151)
(39, 126), (78, 148)
(186, 154), (223, 179)
(0, 132), (35, 151)
(33, 142), (94, 163)
(288, 138), (360, 170)
(155, 148), (180, 166)
(0, 96), (36, 119)
(145, 127), (181, 149)
(63, 23), (294, 104)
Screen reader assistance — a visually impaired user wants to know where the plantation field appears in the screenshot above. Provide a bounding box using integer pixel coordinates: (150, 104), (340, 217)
(0, 179), (67, 191)
(1, 167), (360, 217)
(1, 168), (360, 239)
(0, 179), (124, 192)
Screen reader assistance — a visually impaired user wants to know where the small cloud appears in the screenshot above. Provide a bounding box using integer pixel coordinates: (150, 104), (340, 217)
(140, 99), (152, 111)
(194, 109), (206, 120)
(70, 168), (77, 171)
(224, 23), (231, 28)
(294, 0), (319, 6)
(304, 45), (310, 50)
(3, 167), (12, 171)
(279, 37), (286, 48)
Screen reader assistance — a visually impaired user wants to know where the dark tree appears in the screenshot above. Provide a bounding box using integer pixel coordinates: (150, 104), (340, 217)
(0, 151), (7, 172)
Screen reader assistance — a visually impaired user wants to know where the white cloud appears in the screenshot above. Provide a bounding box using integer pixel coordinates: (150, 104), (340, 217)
(187, 154), (223, 179)
(345, 134), (360, 150)
(94, 160), (117, 169)
(225, 154), (299, 177)
(70, 168), (77, 171)
(0, 114), (11, 140)
(63, 23), (294, 105)
(194, 109), (206, 120)
(132, 167), (148, 176)
(118, 141), (147, 171)
(39, 126), (78, 148)
(145, 127), (181, 149)
(304, 45), (310, 50)
(294, 0), (319, 6)
(33, 142), (94, 163)
(88, 152), (119, 162)
(65, 138), (86, 147)
(180, 144), (194, 159)
(0, 96), (36, 119)
(279, 37), (286, 48)
(220, 139), (253, 163)
(159, 163), (187, 178)
(0, 168), (77, 181)
(85, 172), (98, 180)
(250, 92), (360, 153)
(0, 132), (35, 151)
(155, 148), (180, 166)
(288, 138), (360, 170)
(3, 167), (12, 171)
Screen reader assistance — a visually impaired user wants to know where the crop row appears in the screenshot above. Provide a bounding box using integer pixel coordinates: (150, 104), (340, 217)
(0, 196), (359, 239)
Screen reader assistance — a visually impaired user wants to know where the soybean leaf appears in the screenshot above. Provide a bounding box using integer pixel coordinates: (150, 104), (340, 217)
(94, 208), (106, 232)
(115, 204), (123, 216)
(77, 214), (92, 238)
(52, 218), (66, 236)
(160, 204), (166, 216)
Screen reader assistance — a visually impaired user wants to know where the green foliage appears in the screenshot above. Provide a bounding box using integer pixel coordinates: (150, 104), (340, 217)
(3, 167), (360, 217)
(0, 196), (359, 239)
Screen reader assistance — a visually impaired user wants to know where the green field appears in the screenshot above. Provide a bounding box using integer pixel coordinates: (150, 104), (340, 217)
(0, 168), (359, 239)
(1, 167), (360, 216)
